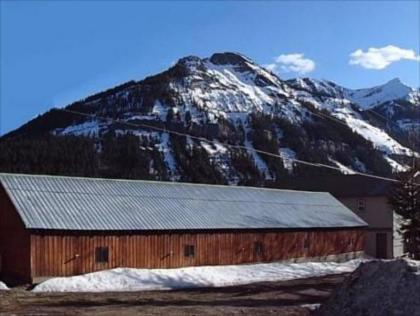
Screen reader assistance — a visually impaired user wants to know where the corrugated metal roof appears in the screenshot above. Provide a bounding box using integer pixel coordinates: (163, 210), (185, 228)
(0, 173), (367, 231)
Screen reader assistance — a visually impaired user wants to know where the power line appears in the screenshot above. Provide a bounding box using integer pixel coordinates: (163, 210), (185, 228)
(57, 107), (406, 184)
(304, 101), (408, 137)
(299, 101), (417, 157)
(360, 105), (403, 132)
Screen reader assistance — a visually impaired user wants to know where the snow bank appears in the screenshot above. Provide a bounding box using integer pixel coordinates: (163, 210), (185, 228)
(32, 259), (363, 293)
(0, 281), (9, 290)
(317, 259), (420, 316)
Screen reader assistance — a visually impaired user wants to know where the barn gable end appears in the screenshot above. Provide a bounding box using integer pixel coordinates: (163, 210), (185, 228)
(0, 184), (31, 283)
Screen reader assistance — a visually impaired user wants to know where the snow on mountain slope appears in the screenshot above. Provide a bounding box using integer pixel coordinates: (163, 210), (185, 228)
(200, 139), (236, 183)
(55, 120), (103, 137)
(329, 158), (356, 175)
(163, 53), (304, 126)
(279, 147), (297, 172)
(346, 78), (419, 109)
(288, 77), (419, 110)
(7, 52), (418, 180)
(287, 78), (347, 99)
(158, 132), (179, 180)
(333, 110), (412, 155)
(288, 78), (416, 157)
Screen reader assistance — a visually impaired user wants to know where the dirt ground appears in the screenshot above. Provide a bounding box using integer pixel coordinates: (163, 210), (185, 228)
(0, 273), (347, 316)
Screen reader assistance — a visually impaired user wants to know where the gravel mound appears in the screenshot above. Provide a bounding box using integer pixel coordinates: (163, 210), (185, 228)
(0, 281), (8, 290)
(317, 259), (420, 316)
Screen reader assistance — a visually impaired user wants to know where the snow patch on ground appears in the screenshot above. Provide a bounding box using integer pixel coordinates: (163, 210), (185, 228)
(152, 100), (168, 120)
(56, 120), (102, 137)
(397, 119), (420, 131)
(244, 138), (272, 180)
(0, 281), (8, 290)
(279, 147), (296, 172)
(353, 158), (367, 173)
(384, 156), (409, 173)
(200, 141), (228, 156)
(157, 132), (178, 180)
(329, 158), (356, 175)
(235, 115), (273, 180)
(127, 115), (157, 121)
(301, 303), (321, 311)
(32, 259), (364, 293)
(200, 140), (234, 182)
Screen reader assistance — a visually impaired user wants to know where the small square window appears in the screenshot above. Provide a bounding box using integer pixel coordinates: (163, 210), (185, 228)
(357, 199), (366, 211)
(184, 245), (195, 258)
(254, 242), (264, 255)
(95, 247), (109, 263)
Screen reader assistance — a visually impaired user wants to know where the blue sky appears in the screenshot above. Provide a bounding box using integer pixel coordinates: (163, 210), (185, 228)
(1, 1), (419, 135)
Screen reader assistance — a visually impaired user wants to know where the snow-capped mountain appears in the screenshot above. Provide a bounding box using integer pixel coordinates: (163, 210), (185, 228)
(287, 77), (419, 110)
(345, 78), (419, 109)
(2, 52), (419, 184)
(287, 77), (419, 152)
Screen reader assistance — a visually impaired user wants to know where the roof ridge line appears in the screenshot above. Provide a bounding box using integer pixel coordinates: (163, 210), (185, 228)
(0, 173), (329, 195)
(4, 186), (340, 207)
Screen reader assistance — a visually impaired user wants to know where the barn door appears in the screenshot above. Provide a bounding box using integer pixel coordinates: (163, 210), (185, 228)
(376, 233), (387, 258)
(73, 238), (82, 275)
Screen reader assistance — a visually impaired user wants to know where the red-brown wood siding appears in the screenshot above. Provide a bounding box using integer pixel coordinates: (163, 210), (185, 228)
(30, 229), (364, 279)
(0, 185), (31, 283)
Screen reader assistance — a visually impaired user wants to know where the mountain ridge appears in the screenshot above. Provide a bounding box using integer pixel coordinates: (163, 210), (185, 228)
(1, 52), (419, 185)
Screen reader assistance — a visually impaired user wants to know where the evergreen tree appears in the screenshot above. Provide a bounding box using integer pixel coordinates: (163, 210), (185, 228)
(389, 166), (420, 259)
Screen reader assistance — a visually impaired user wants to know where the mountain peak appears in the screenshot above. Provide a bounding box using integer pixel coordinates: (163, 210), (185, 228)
(176, 55), (203, 66)
(209, 52), (253, 65)
(386, 77), (403, 84)
(173, 55), (206, 74)
(382, 77), (412, 90)
(347, 78), (414, 109)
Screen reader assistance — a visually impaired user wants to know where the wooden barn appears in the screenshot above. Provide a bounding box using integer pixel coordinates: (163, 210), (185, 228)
(0, 173), (367, 283)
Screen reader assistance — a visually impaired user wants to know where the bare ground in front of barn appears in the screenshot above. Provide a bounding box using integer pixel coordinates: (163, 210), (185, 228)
(0, 273), (347, 316)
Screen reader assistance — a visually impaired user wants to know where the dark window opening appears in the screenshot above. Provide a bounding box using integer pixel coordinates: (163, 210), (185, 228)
(95, 247), (109, 263)
(376, 233), (387, 259)
(304, 238), (310, 249)
(357, 199), (366, 211)
(254, 242), (264, 255)
(184, 245), (195, 258)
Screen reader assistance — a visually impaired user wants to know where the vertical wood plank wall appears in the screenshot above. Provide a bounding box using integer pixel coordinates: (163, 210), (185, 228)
(30, 229), (364, 279)
(0, 186), (31, 282)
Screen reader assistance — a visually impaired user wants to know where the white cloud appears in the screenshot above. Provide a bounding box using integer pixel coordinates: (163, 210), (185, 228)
(265, 53), (316, 75)
(349, 45), (420, 70)
(264, 63), (277, 72)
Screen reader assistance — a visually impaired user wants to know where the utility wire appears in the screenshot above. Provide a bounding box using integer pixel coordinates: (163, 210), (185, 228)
(358, 105), (405, 134)
(57, 107), (411, 184)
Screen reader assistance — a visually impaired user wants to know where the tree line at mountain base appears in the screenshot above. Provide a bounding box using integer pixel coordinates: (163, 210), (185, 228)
(0, 130), (391, 186)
